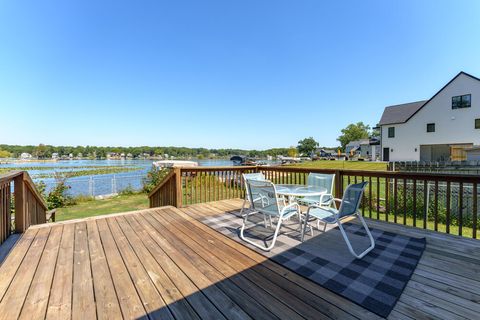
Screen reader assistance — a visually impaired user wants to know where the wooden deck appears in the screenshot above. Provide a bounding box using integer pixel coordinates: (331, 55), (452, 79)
(0, 199), (479, 320)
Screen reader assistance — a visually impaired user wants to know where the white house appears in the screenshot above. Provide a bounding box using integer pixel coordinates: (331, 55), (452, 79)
(20, 152), (32, 160)
(378, 72), (480, 162)
(345, 139), (380, 160)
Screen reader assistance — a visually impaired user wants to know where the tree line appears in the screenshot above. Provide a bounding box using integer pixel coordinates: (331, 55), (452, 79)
(0, 144), (292, 159)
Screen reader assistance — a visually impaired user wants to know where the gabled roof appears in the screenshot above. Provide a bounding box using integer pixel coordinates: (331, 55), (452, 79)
(378, 71), (480, 126)
(378, 100), (427, 125)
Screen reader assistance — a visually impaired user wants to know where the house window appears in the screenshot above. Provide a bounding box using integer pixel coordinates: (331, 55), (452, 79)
(476, 118), (480, 129)
(452, 94), (471, 109)
(388, 127), (395, 138)
(427, 123), (435, 132)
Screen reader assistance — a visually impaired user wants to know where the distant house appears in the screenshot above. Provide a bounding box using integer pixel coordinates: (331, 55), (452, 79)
(317, 148), (336, 158)
(378, 72), (480, 162)
(51, 153), (59, 160)
(20, 153), (32, 160)
(106, 152), (117, 159)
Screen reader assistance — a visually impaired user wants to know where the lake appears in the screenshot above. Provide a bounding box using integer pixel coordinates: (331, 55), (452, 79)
(0, 159), (276, 196)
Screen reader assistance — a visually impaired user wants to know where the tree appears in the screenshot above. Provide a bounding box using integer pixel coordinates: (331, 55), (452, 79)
(34, 144), (48, 159)
(297, 137), (319, 157)
(287, 146), (298, 158)
(0, 149), (11, 158)
(337, 122), (370, 150)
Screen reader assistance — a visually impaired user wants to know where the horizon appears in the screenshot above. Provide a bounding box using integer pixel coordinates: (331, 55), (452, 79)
(1, 1), (480, 149)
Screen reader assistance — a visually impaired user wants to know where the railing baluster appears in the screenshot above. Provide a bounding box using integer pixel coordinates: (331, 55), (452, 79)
(423, 180), (427, 229)
(459, 182), (463, 236)
(413, 179), (417, 227)
(376, 177), (380, 220)
(369, 176), (372, 218)
(434, 180), (438, 232)
(446, 181), (451, 234)
(403, 178), (407, 225)
(473, 182), (477, 239)
(361, 176), (365, 216)
(385, 177), (389, 222)
(394, 178), (398, 223)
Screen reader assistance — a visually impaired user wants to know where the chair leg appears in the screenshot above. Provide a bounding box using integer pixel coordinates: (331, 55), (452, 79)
(240, 198), (249, 216)
(301, 211), (310, 242)
(336, 214), (375, 259)
(240, 213), (283, 251)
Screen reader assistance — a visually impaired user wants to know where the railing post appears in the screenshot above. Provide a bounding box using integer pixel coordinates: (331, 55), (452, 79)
(14, 172), (26, 233)
(174, 167), (183, 208)
(334, 170), (342, 199)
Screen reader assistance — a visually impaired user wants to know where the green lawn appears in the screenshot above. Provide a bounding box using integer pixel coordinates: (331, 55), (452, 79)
(56, 193), (149, 222)
(289, 160), (388, 171)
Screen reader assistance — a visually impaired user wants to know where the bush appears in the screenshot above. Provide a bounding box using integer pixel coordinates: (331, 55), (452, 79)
(120, 184), (137, 195)
(142, 167), (171, 193)
(36, 176), (76, 210)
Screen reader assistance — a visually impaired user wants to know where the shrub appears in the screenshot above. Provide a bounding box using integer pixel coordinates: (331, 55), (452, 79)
(120, 184), (137, 195)
(36, 176), (76, 210)
(142, 167), (171, 193)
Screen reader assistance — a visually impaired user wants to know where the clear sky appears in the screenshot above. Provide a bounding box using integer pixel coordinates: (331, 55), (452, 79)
(1, 1), (480, 149)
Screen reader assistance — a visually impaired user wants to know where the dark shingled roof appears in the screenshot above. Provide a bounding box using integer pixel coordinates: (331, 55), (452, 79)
(378, 100), (427, 125)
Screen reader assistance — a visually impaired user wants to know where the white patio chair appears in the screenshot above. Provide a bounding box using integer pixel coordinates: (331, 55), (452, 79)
(301, 182), (375, 259)
(297, 173), (335, 230)
(240, 172), (266, 215)
(240, 172), (275, 228)
(240, 179), (301, 251)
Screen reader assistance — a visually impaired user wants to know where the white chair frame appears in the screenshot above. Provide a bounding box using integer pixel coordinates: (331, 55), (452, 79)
(240, 180), (301, 251)
(301, 182), (375, 259)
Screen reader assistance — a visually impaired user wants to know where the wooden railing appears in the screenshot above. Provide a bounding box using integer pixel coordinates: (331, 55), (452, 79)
(0, 171), (49, 245)
(149, 165), (480, 239)
(148, 169), (179, 208)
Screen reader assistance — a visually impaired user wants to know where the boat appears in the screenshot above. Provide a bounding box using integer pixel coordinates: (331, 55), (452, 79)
(230, 155), (260, 166)
(152, 160), (198, 168)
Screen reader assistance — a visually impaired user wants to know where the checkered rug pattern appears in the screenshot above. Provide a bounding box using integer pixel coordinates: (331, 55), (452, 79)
(200, 210), (426, 318)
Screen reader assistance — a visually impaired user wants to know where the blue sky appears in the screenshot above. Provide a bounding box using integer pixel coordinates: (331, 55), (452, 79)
(1, 1), (480, 149)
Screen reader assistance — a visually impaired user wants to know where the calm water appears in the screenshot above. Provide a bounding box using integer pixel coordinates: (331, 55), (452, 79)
(0, 159), (274, 196)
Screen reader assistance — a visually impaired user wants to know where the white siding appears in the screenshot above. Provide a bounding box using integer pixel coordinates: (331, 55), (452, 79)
(381, 73), (480, 161)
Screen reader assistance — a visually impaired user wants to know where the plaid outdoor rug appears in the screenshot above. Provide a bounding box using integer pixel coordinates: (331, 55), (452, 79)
(200, 210), (426, 318)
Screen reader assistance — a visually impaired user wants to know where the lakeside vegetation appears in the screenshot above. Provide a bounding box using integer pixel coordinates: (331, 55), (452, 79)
(32, 167), (142, 179)
(0, 165), (142, 178)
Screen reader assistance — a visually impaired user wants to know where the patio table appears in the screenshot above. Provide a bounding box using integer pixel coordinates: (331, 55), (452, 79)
(275, 184), (327, 200)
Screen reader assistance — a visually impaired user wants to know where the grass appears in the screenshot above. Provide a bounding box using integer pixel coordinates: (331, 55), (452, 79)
(365, 210), (474, 238)
(56, 193), (149, 222)
(289, 160), (388, 171)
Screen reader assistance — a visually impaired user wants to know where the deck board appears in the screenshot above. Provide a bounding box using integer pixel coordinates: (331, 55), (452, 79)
(0, 199), (479, 319)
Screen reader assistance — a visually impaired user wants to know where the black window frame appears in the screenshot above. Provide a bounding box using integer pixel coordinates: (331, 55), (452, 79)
(452, 94), (471, 109)
(426, 123), (435, 133)
(388, 127), (395, 138)
(475, 118), (480, 129)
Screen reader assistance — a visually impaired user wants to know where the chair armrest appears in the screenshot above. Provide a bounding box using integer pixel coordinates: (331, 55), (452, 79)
(280, 202), (300, 217)
(319, 193), (334, 204)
